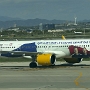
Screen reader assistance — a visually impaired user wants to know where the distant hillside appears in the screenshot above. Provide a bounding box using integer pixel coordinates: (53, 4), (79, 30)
(0, 16), (89, 29)
(0, 17), (67, 28)
(81, 19), (90, 22)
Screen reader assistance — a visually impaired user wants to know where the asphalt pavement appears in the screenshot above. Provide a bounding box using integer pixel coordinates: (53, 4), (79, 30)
(0, 61), (90, 90)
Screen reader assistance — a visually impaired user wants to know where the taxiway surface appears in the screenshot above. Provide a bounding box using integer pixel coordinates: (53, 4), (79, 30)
(0, 61), (90, 90)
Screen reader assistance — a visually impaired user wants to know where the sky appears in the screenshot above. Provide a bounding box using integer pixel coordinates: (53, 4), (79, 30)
(0, 0), (90, 20)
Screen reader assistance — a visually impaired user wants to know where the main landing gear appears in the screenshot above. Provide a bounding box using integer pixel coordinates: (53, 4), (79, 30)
(29, 62), (37, 68)
(29, 55), (37, 68)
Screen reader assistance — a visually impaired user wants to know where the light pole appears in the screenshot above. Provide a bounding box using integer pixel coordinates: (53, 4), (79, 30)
(84, 29), (85, 35)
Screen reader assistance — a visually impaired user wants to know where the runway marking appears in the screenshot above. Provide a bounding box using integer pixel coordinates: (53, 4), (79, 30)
(74, 72), (90, 90)
(74, 72), (82, 86)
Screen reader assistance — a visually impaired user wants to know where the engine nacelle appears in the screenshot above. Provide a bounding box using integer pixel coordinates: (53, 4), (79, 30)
(37, 54), (56, 66)
(64, 57), (83, 63)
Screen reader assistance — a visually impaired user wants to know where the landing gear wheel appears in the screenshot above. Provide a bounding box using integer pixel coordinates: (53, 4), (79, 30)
(50, 64), (55, 66)
(29, 62), (37, 68)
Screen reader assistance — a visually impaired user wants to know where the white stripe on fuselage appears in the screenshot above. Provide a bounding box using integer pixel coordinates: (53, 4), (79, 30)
(0, 39), (90, 53)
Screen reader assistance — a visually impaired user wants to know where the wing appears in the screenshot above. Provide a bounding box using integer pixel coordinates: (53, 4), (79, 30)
(0, 50), (67, 58)
(1, 51), (41, 56)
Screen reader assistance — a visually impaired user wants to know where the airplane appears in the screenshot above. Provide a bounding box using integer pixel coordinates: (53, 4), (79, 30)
(0, 39), (90, 68)
(23, 35), (66, 58)
(74, 31), (82, 34)
(23, 35), (66, 61)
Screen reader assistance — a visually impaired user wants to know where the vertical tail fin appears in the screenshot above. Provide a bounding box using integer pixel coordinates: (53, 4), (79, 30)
(62, 35), (66, 40)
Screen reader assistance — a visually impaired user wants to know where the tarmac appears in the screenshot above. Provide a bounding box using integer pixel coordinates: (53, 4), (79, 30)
(0, 61), (90, 90)
(0, 61), (90, 67)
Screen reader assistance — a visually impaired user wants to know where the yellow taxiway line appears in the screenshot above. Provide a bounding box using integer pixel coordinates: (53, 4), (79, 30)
(74, 72), (89, 90)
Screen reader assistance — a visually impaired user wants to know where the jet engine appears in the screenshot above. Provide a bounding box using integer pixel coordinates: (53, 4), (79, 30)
(37, 54), (56, 66)
(64, 57), (83, 63)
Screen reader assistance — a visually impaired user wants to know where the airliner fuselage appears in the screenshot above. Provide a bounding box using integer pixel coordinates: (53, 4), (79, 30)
(0, 39), (90, 67)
